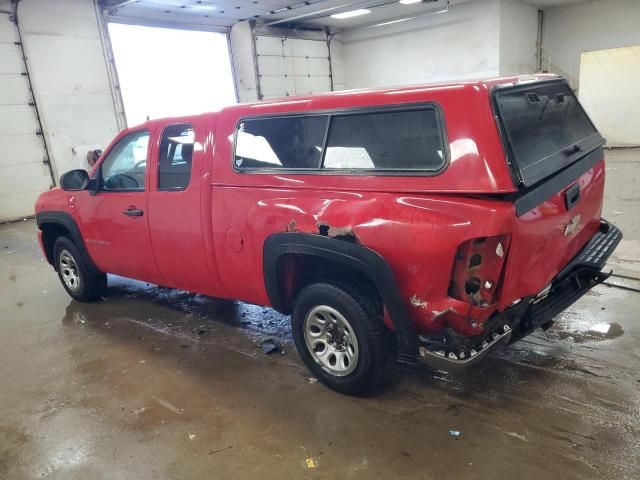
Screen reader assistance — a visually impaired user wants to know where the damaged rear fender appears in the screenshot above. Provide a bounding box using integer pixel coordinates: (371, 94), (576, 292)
(262, 232), (419, 354)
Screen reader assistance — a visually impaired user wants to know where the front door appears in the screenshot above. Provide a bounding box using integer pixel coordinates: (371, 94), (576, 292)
(77, 128), (164, 284)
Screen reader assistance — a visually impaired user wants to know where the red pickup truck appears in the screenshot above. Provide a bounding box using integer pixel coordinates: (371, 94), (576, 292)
(35, 75), (621, 394)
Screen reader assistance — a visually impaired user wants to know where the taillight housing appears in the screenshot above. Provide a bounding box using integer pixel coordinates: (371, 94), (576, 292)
(448, 235), (510, 306)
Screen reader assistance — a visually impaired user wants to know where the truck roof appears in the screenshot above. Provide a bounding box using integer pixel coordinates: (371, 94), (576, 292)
(126, 74), (560, 131)
(121, 74), (563, 195)
(219, 73), (560, 115)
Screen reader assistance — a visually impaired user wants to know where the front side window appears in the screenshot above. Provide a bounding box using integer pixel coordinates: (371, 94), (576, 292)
(158, 124), (194, 190)
(323, 109), (445, 171)
(101, 130), (149, 191)
(234, 116), (328, 169)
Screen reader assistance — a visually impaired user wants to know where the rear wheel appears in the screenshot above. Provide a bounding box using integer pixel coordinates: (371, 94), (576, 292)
(53, 236), (106, 302)
(292, 283), (395, 395)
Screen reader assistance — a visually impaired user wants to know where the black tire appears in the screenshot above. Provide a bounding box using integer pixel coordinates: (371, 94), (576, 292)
(53, 236), (106, 302)
(292, 282), (395, 395)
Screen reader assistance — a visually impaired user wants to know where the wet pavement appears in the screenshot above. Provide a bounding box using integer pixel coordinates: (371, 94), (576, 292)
(1, 149), (640, 479)
(603, 147), (640, 240)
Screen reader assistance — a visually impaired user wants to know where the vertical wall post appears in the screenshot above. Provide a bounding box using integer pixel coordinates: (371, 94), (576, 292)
(325, 26), (334, 92)
(536, 9), (544, 72)
(94, 0), (128, 130)
(226, 29), (240, 103)
(249, 20), (263, 100)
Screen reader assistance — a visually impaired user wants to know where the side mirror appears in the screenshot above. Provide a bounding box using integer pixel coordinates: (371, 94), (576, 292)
(60, 169), (89, 191)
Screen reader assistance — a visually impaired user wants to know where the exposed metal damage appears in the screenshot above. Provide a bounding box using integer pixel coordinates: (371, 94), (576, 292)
(316, 222), (360, 243)
(409, 295), (428, 309)
(283, 220), (361, 244)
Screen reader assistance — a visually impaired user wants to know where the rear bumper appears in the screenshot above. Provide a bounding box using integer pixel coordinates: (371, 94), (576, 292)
(558, 219), (622, 277)
(417, 219), (622, 370)
(519, 220), (621, 334)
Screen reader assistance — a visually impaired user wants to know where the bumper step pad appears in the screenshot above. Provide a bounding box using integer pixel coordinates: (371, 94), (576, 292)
(559, 221), (622, 277)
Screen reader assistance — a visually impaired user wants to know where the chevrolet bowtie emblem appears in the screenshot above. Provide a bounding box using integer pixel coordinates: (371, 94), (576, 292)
(564, 214), (581, 236)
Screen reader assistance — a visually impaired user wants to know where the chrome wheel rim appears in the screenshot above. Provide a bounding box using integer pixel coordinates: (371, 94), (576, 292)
(303, 305), (359, 377)
(59, 249), (81, 293)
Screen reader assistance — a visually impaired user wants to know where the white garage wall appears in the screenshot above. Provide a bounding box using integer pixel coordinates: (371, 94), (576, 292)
(542, 0), (640, 83)
(230, 21), (259, 103)
(334, 0), (501, 89)
(0, 10), (53, 222)
(579, 46), (640, 147)
(499, 0), (538, 76)
(18, 0), (121, 179)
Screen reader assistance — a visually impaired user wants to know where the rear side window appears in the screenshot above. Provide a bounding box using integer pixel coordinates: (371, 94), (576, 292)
(323, 109), (445, 170)
(234, 116), (328, 169)
(494, 81), (603, 186)
(233, 105), (447, 173)
(158, 124), (194, 190)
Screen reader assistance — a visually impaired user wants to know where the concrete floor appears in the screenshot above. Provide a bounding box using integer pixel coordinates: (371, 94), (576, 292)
(1, 149), (639, 479)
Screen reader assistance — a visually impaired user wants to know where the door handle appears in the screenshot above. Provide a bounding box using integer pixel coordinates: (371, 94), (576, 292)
(565, 183), (580, 210)
(123, 208), (144, 217)
(563, 144), (582, 156)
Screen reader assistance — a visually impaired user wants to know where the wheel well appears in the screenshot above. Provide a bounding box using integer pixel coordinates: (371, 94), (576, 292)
(40, 222), (72, 266)
(275, 253), (382, 315)
(263, 232), (419, 354)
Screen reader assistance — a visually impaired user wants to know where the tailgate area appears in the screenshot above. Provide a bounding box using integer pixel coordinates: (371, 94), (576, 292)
(499, 153), (607, 308)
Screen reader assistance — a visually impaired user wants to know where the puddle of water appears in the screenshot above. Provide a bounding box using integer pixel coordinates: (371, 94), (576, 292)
(589, 322), (624, 339)
(105, 275), (291, 339)
(548, 319), (625, 343)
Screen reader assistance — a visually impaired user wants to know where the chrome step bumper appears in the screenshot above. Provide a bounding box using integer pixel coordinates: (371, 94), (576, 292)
(418, 324), (513, 371)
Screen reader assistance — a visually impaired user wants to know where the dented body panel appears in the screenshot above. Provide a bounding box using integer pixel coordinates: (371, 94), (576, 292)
(35, 74), (621, 361)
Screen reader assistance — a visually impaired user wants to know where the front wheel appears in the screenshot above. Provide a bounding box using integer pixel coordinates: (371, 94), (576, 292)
(292, 283), (395, 395)
(53, 236), (106, 302)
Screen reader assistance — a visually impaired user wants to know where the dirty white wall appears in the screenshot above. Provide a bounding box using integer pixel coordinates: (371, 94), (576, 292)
(328, 37), (347, 92)
(18, 0), (121, 179)
(579, 46), (640, 146)
(229, 21), (259, 103)
(333, 0), (501, 89)
(499, 0), (538, 76)
(542, 0), (640, 82)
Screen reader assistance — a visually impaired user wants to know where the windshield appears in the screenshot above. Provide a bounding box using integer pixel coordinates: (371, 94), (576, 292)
(494, 80), (603, 187)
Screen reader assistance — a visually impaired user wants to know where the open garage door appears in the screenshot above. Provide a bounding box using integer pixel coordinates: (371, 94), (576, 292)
(579, 46), (640, 147)
(0, 11), (54, 222)
(108, 23), (236, 126)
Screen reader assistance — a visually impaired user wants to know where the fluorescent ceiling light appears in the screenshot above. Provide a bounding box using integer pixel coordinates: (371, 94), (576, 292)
(369, 17), (412, 27)
(331, 9), (371, 19)
(399, 0), (423, 4)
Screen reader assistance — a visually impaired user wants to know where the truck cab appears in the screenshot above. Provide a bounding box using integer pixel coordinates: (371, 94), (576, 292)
(35, 75), (622, 395)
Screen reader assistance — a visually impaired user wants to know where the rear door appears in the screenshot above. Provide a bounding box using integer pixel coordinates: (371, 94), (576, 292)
(493, 80), (607, 302)
(77, 128), (164, 284)
(146, 117), (215, 295)
(494, 79), (604, 187)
